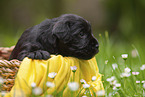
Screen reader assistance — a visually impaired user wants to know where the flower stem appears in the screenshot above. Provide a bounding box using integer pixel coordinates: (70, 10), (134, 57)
(73, 72), (75, 82)
(76, 87), (84, 97)
(124, 60), (127, 68)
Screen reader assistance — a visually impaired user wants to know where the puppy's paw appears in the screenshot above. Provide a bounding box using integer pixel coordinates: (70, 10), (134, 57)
(27, 50), (51, 60)
(18, 53), (28, 61)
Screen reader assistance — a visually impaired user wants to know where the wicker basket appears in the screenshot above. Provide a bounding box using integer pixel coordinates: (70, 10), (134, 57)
(0, 46), (14, 60)
(0, 46), (21, 92)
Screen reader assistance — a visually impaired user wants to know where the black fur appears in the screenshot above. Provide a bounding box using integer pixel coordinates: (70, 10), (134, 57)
(9, 14), (99, 61)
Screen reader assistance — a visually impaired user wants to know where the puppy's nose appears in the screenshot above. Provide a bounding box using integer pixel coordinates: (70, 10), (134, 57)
(95, 44), (99, 49)
(92, 44), (99, 50)
(91, 38), (99, 50)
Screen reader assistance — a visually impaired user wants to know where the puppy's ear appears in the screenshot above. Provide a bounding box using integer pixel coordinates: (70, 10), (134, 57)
(52, 21), (73, 41)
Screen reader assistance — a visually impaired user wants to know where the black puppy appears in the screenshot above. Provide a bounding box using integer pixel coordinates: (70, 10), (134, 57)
(9, 14), (99, 61)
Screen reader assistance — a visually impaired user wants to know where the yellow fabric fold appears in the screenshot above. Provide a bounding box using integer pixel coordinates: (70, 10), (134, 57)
(3, 55), (103, 97)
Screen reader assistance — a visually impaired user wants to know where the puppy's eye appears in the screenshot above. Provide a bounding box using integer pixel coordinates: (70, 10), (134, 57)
(79, 32), (84, 36)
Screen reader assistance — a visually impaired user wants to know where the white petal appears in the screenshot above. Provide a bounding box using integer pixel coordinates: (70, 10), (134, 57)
(31, 82), (36, 87)
(32, 87), (43, 95)
(46, 82), (55, 88)
(48, 72), (57, 78)
(68, 82), (79, 91)
(124, 67), (131, 73)
(83, 83), (90, 89)
(80, 79), (86, 84)
(143, 83), (145, 89)
(121, 54), (128, 59)
(70, 66), (77, 71)
(105, 60), (108, 64)
(112, 63), (118, 70)
(92, 76), (97, 81)
(136, 81), (140, 83)
(115, 83), (121, 87)
(96, 90), (105, 96)
(106, 76), (115, 82)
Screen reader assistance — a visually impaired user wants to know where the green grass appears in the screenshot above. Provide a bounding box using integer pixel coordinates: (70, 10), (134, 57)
(96, 31), (145, 97)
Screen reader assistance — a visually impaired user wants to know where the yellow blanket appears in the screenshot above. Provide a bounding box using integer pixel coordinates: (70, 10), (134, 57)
(4, 55), (103, 97)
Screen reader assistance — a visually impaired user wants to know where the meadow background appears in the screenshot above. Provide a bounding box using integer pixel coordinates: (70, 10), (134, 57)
(0, 0), (145, 96)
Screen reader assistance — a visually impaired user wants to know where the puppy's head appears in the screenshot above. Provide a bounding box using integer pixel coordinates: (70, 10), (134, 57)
(52, 14), (99, 60)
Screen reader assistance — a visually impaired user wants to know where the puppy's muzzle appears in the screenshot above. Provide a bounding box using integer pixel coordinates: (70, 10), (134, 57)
(90, 38), (99, 51)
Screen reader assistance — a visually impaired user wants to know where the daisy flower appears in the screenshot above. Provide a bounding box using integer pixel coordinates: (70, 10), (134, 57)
(48, 72), (57, 79)
(68, 82), (79, 91)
